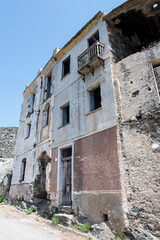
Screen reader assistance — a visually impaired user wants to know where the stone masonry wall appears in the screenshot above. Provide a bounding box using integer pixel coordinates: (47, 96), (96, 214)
(114, 44), (160, 238)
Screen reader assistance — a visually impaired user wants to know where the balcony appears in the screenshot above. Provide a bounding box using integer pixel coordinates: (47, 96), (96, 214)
(77, 41), (105, 80)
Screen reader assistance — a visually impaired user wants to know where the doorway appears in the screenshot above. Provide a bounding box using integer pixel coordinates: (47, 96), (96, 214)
(60, 146), (72, 206)
(34, 151), (50, 199)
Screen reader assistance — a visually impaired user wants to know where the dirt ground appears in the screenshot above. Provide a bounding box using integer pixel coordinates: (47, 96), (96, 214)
(0, 204), (92, 240)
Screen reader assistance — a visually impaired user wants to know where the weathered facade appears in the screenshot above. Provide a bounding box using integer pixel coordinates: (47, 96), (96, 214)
(10, 0), (160, 237)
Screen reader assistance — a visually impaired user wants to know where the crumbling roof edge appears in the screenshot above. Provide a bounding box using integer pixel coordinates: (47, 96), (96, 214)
(103, 0), (143, 21)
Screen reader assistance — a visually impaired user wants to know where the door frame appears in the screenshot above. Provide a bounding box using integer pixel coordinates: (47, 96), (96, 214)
(57, 142), (74, 206)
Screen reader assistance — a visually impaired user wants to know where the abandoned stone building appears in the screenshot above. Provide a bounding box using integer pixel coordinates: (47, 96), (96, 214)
(10, 0), (160, 237)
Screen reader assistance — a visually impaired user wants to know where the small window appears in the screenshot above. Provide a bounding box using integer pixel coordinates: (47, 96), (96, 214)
(31, 93), (35, 112)
(89, 86), (102, 112)
(88, 31), (99, 47)
(61, 103), (70, 126)
(25, 123), (31, 138)
(62, 56), (70, 78)
(43, 75), (52, 102)
(19, 158), (26, 182)
(43, 105), (50, 127)
(46, 76), (51, 100)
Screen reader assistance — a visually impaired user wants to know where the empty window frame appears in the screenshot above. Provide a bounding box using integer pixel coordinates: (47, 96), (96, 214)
(88, 30), (99, 47)
(31, 93), (35, 112)
(19, 158), (26, 182)
(61, 103), (70, 126)
(89, 86), (102, 112)
(62, 56), (70, 78)
(46, 75), (51, 100)
(43, 105), (50, 127)
(153, 65), (160, 96)
(25, 123), (31, 138)
(43, 75), (52, 102)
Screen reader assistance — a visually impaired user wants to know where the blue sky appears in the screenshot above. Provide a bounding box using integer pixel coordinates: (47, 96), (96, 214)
(0, 0), (126, 127)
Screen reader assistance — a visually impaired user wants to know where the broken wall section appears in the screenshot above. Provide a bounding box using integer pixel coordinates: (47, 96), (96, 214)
(104, 0), (160, 62)
(114, 44), (160, 237)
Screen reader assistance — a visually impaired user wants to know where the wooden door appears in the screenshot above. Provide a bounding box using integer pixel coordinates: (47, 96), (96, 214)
(62, 159), (72, 205)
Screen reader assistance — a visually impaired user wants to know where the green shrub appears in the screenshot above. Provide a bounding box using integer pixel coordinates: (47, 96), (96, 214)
(74, 222), (91, 233)
(65, 210), (72, 215)
(0, 195), (4, 203)
(39, 212), (53, 220)
(26, 207), (34, 214)
(115, 232), (128, 240)
(52, 216), (60, 224)
(61, 228), (67, 232)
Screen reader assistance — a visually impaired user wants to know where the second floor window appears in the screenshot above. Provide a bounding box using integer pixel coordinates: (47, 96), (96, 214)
(61, 103), (70, 126)
(62, 56), (70, 78)
(89, 86), (102, 112)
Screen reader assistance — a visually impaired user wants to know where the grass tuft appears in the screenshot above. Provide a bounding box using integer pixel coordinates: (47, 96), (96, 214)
(0, 195), (4, 203)
(74, 222), (91, 233)
(52, 216), (60, 224)
(39, 212), (53, 220)
(115, 232), (128, 240)
(26, 207), (34, 214)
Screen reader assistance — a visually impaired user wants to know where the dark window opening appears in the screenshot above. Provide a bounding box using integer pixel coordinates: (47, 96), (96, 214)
(88, 31), (99, 47)
(61, 147), (72, 159)
(62, 104), (70, 126)
(25, 123), (31, 138)
(62, 56), (70, 77)
(89, 86), (102, 112)
(20, 159), (26, 182)
(31, 94), (35, 112)
(46, 76), (51, 100)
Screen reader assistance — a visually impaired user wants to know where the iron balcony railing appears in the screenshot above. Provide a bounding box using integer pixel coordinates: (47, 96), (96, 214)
(77, 41), (105, 71)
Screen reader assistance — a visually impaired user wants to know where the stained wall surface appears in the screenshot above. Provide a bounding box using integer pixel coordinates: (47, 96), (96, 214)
(114, 44), (160, 237)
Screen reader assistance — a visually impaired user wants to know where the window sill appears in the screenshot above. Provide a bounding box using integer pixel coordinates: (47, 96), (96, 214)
(86, 106), (102, 116)
(24, 136), (30, 140)
(61, 72), (71, 80)
(58, 122), (70, 129)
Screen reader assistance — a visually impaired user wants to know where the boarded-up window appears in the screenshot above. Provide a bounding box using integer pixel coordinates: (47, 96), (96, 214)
(89, 86), (102, 112)
(154, 65), (160, 96)
(43, 105), (50, 127)
(61, 103), (70, 126)
(19, 158), (26, 182)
